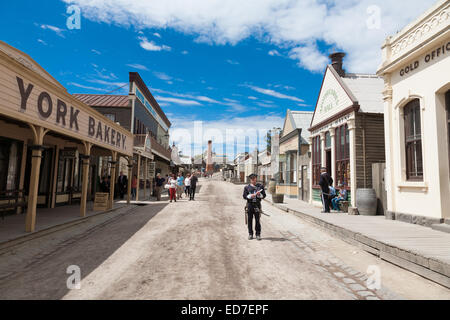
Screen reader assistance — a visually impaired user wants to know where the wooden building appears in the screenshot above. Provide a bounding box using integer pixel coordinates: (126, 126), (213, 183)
(0, 41), (133, 232)
(309, 53), (385, 207)
(277, 110), (313, 200)
(74, 72), (173, 200)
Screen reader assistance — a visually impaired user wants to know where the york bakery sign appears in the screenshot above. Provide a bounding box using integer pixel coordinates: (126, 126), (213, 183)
(15, 76), (131, 154)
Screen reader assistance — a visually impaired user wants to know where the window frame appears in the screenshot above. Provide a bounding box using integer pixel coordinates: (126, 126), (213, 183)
(312, 135), (321, 187)
(335, 124), (350, 189)
(403, 99), (423, 182)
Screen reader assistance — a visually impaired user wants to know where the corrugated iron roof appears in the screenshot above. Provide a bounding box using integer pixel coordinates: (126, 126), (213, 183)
(72, 94), (130, 107)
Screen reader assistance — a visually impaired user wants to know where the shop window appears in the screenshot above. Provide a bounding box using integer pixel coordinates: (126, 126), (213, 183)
(312, 136), (321, 186)
(404, 99), (423, 181)
(104, 113), (116, 122)
(284, 152), (297, 184)
(0, 139), (23, 195)
(335, 124), (350, 188)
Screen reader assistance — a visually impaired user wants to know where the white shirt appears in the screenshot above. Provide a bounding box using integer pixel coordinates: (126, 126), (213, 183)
(185, 177), (191, 187)
(169, 178), (177, 189)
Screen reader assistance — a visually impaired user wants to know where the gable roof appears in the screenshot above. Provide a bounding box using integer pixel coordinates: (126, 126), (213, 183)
(281, 109), (313, 144)
(290, 110), (313, 141)
(341, 74), (384, 114)
(309, 65), (383, 131)
(73, 94), (129, 107)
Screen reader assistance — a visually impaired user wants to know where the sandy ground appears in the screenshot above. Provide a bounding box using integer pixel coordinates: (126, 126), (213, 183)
(0, 179), (449, 300)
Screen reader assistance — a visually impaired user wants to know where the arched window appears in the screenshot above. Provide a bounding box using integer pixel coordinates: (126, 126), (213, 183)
(335, 124), (350, 188)
(312, 136), (321, 186)
(404, 99), (423, 181)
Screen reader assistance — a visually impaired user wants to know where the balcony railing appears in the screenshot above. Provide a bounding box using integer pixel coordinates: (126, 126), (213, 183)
(134, 134), (171, 160)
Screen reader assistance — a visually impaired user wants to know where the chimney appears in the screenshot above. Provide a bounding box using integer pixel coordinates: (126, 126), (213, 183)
(329, 52), (346, 77)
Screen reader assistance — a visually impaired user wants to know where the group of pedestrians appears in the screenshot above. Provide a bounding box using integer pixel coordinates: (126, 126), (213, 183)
(318, 167), (348, 213)
(99, 171), (139, 200)
(154, 172), (198, 203)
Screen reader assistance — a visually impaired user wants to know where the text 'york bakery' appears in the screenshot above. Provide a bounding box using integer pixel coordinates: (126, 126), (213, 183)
(16, 76), (127, 150)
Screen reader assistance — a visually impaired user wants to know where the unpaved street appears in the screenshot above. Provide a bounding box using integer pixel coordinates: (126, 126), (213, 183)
(0, 179), (449, 300)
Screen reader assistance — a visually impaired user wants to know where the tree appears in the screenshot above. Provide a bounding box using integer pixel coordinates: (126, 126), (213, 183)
(266, 130), (272, 153)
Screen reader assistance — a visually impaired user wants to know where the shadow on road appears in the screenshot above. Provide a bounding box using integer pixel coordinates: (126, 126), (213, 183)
(0, 202), (169, 300)
(261, 237), (289, 242)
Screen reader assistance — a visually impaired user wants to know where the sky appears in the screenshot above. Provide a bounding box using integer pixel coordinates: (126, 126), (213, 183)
(0, 0), (437, 158)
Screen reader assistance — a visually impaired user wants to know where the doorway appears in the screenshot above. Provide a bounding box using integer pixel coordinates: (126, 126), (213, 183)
(326, 150), (332, 177)
(24, 146), (54, 208)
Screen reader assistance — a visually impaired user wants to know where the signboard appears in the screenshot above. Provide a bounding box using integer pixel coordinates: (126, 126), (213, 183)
(0, 42), (133, 156)
(60, 148), (77, 159)
(310, 67), (353, 128)
(134, 86), (169, 131)
(144, 134), (152, 153)
(148, 161), (156, 178)
(93, 192), (109, 211)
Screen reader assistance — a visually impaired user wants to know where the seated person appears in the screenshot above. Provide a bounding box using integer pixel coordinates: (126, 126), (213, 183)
(331, 184), (348, 211)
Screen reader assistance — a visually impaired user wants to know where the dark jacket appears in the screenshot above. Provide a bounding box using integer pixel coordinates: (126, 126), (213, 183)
(155, 177), (165, 187)
(190, 175), (198, 187)
(243, 183), (266, 207)
(319, 172), (333, 194)
(117, 175), (128, 189)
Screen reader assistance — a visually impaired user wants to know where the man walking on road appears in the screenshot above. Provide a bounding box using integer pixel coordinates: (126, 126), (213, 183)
(319, 167), (333, 213)
(243, 173), (266, 241)
(176, 173), (184, 200)
(189, 173), (198, 200)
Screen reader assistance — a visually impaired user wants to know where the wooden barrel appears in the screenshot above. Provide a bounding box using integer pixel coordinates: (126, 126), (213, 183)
(268, 179), (277, 194)
(356, 188), (377, 216)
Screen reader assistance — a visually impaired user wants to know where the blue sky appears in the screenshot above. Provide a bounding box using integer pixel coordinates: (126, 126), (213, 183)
(1, 0), (436, 157)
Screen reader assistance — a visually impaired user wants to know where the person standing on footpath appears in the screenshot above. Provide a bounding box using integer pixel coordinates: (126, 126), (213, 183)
(184, 173), (191, 198)
(243, 173), (266, 241)
(319, 167), (333, 213)
(189, 172), (198, 200)
(131, 174), (138, 200)
(154, 173), (165, 201)
(117, 171), (128, 199)
(168, 174), (177, 202)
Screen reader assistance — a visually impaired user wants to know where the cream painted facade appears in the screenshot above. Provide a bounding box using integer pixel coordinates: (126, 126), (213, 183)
(377, 0), (450, 223)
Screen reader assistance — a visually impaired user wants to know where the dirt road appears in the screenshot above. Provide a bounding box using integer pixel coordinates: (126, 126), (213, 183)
(0, 179), (449, 299)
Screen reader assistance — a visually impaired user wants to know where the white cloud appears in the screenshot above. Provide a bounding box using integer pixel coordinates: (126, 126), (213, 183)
(138, 36), (171, 51)
(126, 63), (149, 71)
(288, 43), (329, 73)
(91, 49), (101, 55)
(248, 96), (258, 100)
(37, 39), (47, 45)
(153, 71), (172, 81)
(246, 85), (304, 102)
(40, 24), (65, 37)
(268, 49), (281, 56)
(63, 0), (436, 73)
(68, 82), (108, 92)
(87, 79), (128, 87)
(153, 32), (161, 38)
(226, 59), (239, 65)
(155, 96), (202, 106)
(181, 50), (189, 55)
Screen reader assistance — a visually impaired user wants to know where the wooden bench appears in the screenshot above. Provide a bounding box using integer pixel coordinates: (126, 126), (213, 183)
(0, 190), (27, 220)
